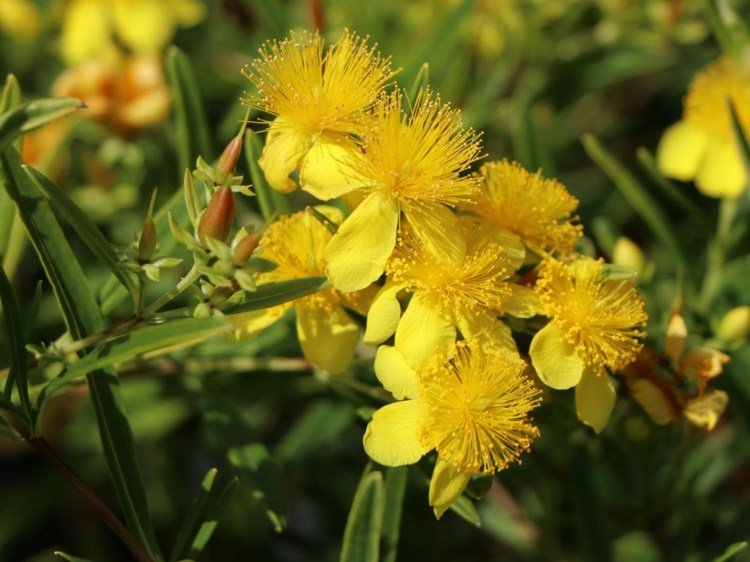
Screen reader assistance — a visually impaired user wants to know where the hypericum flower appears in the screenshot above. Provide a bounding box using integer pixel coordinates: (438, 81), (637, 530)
(61, 0), (205, 65)
(657, 57), (750, 198)
(229, 208), (372, 373)
(462, 160), (582, 256)
(363, 343), (540, 518)
(529, 257), (647, 432)
(325, 90), (483, 292)
(365, 219), (539, 399)
(242, 30), (394, 197)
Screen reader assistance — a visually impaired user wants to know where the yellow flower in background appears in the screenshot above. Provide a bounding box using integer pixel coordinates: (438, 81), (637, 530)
(325, 90), (483, 292)
(363, 342), (540, 518)
(465, 160), (582, 257)
(229, 208), (372, 374)
(242, 30), (394, 197)
(530, 257), (646, 432)
(61, 0), (205, 65)
(365, 218), (538, 399)
(657, 57), (750, 199)
(0, 0), (41, 42)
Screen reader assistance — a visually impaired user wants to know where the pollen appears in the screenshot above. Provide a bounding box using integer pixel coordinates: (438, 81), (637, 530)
(469, 160), (582, 255)
(242, 30), (394, 134)
(419, 344), (541, 474)
(536, 258), (647, 371)
(684, 57), (750, 140)
(353, 89), (483, 207)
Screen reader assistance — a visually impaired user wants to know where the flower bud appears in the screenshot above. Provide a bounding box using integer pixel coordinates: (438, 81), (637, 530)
(138, 216), (157, 261)
(215, 136), (242, 185)
(233, 232), (260, 265)
(612, 236), (645, 274)
(717, 306), (750, 344)
(198, 186), (235, 245)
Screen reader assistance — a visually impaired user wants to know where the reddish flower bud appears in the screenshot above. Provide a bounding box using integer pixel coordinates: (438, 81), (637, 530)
(138, 216), (157, 261)
(216, 135), (242, 185)
(199, 186), (235, 245)
(233, 232), (260, 264)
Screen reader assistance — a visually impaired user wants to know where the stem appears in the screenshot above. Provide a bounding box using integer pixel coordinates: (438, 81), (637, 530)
(136, 273), (147, 317)
(141, 264), (200, 318)
(698, 198), (738, 313)
(29, 437), (154, 562)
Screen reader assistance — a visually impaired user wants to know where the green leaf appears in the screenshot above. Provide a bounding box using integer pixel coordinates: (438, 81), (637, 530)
(169, 468), (218, 562)
(241, 0), (289, 38)
(714, 542), (748, 562)
(340, 469), (386, 562)
(381, 467), (408, 562)
(0, 266), (31, 419)
(54, 552), (96, 562)
(513, 72), (555, 176)
(187, 478), (239, 560)
(0, 74), (21, 114)
(166, 47), (213, 175)
(449, 494), (482, 527)
(407, 63), (430, 105)
(0, 98), (82, 154)
(705, 0), (750, 63)
(245, 130), (290, 220)
(230, 276), (329, 314)
(40, 317), (229, 401)
(728, 99), (750, 189)
(275, 401), (354, 464)
(0, 75), (22, 269)
(582, 134), (685, 267)
(26, 166), (139, 305)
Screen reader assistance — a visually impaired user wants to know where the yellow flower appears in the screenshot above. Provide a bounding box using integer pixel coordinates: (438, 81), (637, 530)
(242, 30), (394, 197)
(365, 218), (539, 399)
(464, 160), (582, 256)
(363, 342), (540, 518)
(325, 90), (483, 292)
(61, 0), (205, 65)
(229, 208), (370, 374)
(0, 0), (41, 42)
(657, 57), (750, 198)
(529, 257), (646, 432)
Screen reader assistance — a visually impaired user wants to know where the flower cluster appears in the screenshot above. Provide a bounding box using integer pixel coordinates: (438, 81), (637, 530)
(240, 30), (649, 517)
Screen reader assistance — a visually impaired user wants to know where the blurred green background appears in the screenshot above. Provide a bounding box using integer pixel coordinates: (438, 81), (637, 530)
(1, 1), (750, 561)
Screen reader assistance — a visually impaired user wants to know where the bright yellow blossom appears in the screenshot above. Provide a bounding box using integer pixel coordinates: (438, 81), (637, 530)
(242, 30), (394, 197)
(325, 90), (483, 292)
(229, 208), (372, 373)
(363, 342), (540, 518)
(530, 257), (647, 432)
(464, 159), (582, 256)
(365, 218), (539, 399)
(0, 0), (41, 42)
(657, 57), (750, 198)
(61, 0), (205, 65)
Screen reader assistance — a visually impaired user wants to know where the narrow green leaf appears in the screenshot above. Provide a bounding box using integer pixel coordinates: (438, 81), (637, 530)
(169, 468), (218, 562)
(0, 74), (21, 114)
(166, 47), (213, 175)
(449, 494), (482, 527)
(26, 166), (138, 305)
(54, 552), (96, 562)
(0, 266), (31, 418)
(407, 63), (430, 105)
(275, 401), (354, 464)
(245, 130), (290, 220)
(728, 99), (750, 185)
(714, 541), (749, 562)
(513, 72), (555, 176)
(229, 276), (329, 314)
(705, 0), (750, 63)
(340, 470), (386, 562)
(582, 134), (685, 266)
(40, 318), (229, 401)
(187, 478), (240, 560)
(0, 98), (82, 154)
(0, 75), (22, 268)
(381, 467), (408, 562)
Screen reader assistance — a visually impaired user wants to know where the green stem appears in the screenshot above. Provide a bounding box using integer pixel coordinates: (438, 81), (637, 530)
(698, 198), (738, 313)
(141, 264), (200, 318)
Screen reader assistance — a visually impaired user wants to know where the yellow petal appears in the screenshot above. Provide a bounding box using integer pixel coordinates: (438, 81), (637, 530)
(169, 0), (206, 26)
(406, 205), (466, 265)
(299, 133), (370, 200)
(363, 400), (430, 466)
(665, 312), (688, 365)
(456, 310), (517, 354)
(60, 0), (112, 64)
(395, 296), (456, 371)
(325, 193), (400, 292)
(228, 308), (284, 342)
(629, 379), (677, 426)
(296, 304), (359, 374)
(111, 0), (174, 54)
(656, 121), (709, 182)
(429, 458), (472, 520)
(374, 345), (419, 400)
(575, 368), (616, 433)
(502, 284), (541, 318)
(364, 280), (403, 345)
(488, 227), (525, 272)
(529, 322), (584, 389)
(0, 0), (41, 42)
(681, 348), (729, 382)
(258, 121), (313, 193)
(683, 390), (728, 430)
(695, 138), (747, 199)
